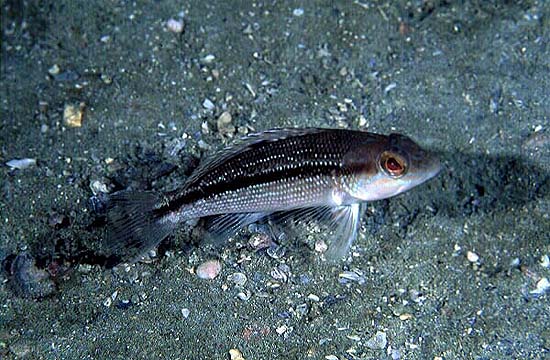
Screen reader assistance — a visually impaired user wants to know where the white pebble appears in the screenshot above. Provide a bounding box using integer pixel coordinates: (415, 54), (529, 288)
(196, 260), (221, 279)
(530, 277), (550, 296)
(384, 82), (397, 94)
(181, 308), (190, 318)
(166, 18), (184, 33)
(6, 158), (37, 170)
(236, 290), (251, 301)
(540, 255), (549, 268)
(307, 294), (320, 302)
(202, 98), (215, 110)
(467, 251), (479, 263)
(275, 325), (288, 335)
(293, 8), (304, 16)
(202, 54), (216, 64)
(48, 64), (60, 75)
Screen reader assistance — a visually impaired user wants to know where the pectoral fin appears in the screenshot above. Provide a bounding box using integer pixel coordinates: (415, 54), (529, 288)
(270, 204), (363, 260)
(324, 203), (362, 260)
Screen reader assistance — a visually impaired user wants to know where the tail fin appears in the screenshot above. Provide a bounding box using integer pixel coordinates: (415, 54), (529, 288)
(103, 191), (176, 263)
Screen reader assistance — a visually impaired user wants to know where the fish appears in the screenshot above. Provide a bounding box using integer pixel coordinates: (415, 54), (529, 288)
(104, 128), (441, 262)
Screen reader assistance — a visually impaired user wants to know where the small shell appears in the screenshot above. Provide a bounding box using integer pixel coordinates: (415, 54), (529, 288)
(196, 260), (221, 280)
(271, 264), (291, 283)
(6, 158), (36, 170)
(338, 269), (366, 285)
(227, 272), (247, 287)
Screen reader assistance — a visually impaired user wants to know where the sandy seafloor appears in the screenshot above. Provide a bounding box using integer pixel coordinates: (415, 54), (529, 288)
(1, 1), (549, 359)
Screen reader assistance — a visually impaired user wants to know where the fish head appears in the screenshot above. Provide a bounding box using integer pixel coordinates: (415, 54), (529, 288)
(344, 133), (441, 201)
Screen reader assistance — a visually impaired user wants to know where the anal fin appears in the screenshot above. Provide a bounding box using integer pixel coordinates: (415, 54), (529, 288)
(203, 212), (270, 245)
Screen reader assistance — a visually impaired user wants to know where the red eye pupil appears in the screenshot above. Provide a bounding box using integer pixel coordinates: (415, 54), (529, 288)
(380, 151), (407, 177)
(386, 158), (402, 172)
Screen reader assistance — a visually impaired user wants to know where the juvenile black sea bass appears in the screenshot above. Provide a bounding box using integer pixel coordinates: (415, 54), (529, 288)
(106, 128), (440, 261)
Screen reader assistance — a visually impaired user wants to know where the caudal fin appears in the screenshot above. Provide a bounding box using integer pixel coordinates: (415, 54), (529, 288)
(103, 191), (175, 263)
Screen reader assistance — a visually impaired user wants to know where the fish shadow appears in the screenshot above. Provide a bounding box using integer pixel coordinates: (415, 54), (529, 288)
(381, 150), (549, 242)
(433, 151), (548, 218)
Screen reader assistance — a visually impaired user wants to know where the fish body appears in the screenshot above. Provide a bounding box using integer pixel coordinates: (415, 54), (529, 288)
(106, 128), (440, 262)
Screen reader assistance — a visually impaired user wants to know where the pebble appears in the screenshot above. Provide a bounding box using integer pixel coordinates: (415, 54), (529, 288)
(103, 290), (118, 307)
(217, 111), (234, 136)
(540, 255), (549, 268)
(292, 8), (304, 16)
(202, 98), (215, 110)
(181, 308), (190, 318)
(63, 102), (85, 128)
(530, 277), (550, 296)
(384, 82), (397, 94)
(307, 294), (320, 302)
(275, 325), (288, 335)
(100, 73), (113, 84)
(236, 290), (251, 301)
(166, 18), (184, 33)
(229, 348), (245, 360)
(6, 158), (36, 170)
(202, 54), (216, 64)
(196, 260), (221, 279)
(48, 64), (60, 75)
(365, 331), (387, 350)
(115, 299), (133, 310)
(466, 251), (479, 263)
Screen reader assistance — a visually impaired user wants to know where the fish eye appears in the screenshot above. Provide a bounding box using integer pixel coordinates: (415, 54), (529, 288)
(379, 151), (407, 178)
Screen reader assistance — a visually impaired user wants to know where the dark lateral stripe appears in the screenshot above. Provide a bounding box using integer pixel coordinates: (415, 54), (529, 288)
(165, 162), (340, 212)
